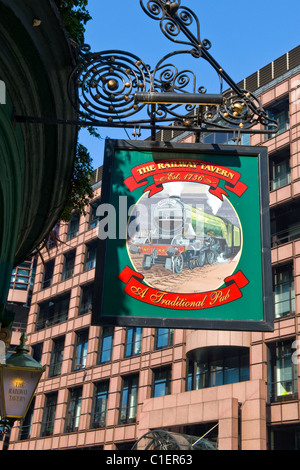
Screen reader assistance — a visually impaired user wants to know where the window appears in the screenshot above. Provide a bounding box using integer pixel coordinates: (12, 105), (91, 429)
(79, 283), (94, 315)
(268, 340), (298, 402)
(187, 348), (250, 391)
(201, 131), (250, 146)
(88, 199), (101, 229)
(32, 343), (43, 363)
(155, 328), (174, 349)
(91, 381), (109, 429)
(10, 260), (32, 290)
(269, 148), (291, 191)
(125, 327), (142, 357)
(269, 424), (300, 450)
(65, 387), (82, 433)
(266, 97), (290, 140)
(99, 327), (114, 363)
(49, 337), (65, 377)
(41, 392), (58, 437)
(119, 375), (139, 424)
(47, 223), (60, 249)
(67, 213), (80, 240)
(73, 329), (89, 370)
(152, 366), (172, 397)
(18, 398), (35, 441)
(36, 292), (70, 330)
(273, 264), (295, 318)
(83, 241), (97, 271)
(271, 200), (300, 246)
(42, 259), (55, 289)
(62, 250), (76, 281)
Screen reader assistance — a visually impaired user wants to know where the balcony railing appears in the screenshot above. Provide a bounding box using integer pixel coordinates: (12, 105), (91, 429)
(268, 379), (298, 403)
(48, 360), (63, 377)
(90, 410), (107, 429)
(42, 278), (52, 289)
(12, 322), (27, 333)
(270, 172), (291, 191)
(83, 259), (96, 272)
(18, 424), (32, 441)
(78, 303), (92, 316)
(66, 228), (79, 241)
(41, 421), (55, 437)
(62, 268), (74, 281)
(271, 226), (300, 247)
(36, 311), (68, 331)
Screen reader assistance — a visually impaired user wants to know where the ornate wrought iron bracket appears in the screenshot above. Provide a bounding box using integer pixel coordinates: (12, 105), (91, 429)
(15, 0), (278, 138)
(66, 0), (278, 138)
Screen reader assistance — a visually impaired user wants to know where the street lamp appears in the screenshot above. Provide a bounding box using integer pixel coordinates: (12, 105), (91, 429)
(0, 333), (45, 450)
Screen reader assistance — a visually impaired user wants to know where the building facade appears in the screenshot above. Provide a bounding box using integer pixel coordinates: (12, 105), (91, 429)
(5, 45), (300, 450)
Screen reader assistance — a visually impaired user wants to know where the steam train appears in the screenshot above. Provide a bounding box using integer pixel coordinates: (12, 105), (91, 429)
(128, 196), (241, 274)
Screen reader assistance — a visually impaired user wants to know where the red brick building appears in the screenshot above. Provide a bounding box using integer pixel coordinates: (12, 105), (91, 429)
(5, 45), (300, 450)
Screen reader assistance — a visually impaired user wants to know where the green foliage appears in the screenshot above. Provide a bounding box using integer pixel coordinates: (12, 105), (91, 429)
(54, 0), (92, 45)
(54, 1), (96, 221)
(53, 1), (98, 222)
(60, 143), (95, 222)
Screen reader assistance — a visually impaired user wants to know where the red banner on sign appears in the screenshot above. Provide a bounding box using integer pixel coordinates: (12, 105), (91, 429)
(118, 266), (249, 310)
(124, 160), (248, 200)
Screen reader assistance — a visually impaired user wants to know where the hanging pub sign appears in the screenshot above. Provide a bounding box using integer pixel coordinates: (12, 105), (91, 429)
(92, 140), (273, 332)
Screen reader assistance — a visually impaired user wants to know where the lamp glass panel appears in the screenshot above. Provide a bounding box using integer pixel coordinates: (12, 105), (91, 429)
(1, 367), (40, 418)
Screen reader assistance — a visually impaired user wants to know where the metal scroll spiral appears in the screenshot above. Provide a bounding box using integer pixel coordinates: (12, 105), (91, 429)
(68, 47), (151, 122)
(203, 89), (279, 132)
(140, 0), (202, 48)
(150, 61), (201, 122)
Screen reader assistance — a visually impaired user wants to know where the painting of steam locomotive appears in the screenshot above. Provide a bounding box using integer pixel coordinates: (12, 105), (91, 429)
(128, 183), (242, 275)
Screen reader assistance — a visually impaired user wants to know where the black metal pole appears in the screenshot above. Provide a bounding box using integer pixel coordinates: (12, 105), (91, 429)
(0, 419), (13, 451)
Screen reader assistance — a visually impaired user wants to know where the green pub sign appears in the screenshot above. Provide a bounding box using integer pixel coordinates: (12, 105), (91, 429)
(93, 140), (273, 332)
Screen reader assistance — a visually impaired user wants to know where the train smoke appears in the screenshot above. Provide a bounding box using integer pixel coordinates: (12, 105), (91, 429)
(206, 188), (223, 215)
(165, 182), (185, 198)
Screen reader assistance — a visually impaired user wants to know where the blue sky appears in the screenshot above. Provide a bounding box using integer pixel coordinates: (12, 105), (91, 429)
(78, 0), (300, 169)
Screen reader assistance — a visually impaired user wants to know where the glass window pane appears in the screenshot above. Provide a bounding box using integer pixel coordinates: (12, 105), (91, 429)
(153, 368), (171, 397)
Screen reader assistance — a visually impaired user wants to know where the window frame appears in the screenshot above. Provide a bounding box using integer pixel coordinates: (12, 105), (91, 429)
(273, 263), (295, 319)
(265, 96), (290, 140)
(62, 249), (76, 281)
(41, 392), (58, 437)
(65, 387), (82, 433)
(124, 327), (143, 357)
(155, 328), (174, 350)
(119, 374), (139, 424)
(37, 292), (70, 330)
(98, 327), (114, 364)
(83, 241), (97, 272)
(88, 199), (101, 230)
(152, 366), (172, 398)
(186, 349), (250, 391)
(49, 336), (65, 377)
(72, 329), (89, 371)
(91, 381), (109, 429)
(268, 339), (298, 403)
(269, 148), (291, 191)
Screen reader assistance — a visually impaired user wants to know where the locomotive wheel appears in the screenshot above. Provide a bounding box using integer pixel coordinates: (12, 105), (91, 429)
(206, 250), (215, 264)
(172, 254), (183, 274)
(197, 251), (206, 267)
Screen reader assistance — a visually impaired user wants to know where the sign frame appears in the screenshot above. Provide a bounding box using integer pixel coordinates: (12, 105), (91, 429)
(93, 139), (273, 332)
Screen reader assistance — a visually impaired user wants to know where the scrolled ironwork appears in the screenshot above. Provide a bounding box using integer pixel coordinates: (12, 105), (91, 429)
(69, 48), (151, 122)
(66, 0), (279, 136)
